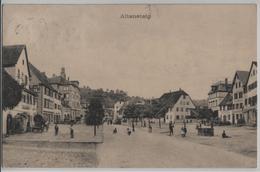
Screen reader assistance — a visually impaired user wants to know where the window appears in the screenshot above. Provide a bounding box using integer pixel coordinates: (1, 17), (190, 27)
(228, 115), (230, 120)
(236, 114), (239, 120)
(240, 114), (243, 119)
(181, 107), (183, 112)
(236, 83), (238, 88)
(239, 82), (241, 87)
(176, 115), (179, 120)
(236, 104), (239, 109)
(245, 99), (247, 105)
(183, 95), (186, 99)
(176, 107), (179, 112)
(23, 95), (26, 102)
(239, 92), (243, 98)
(25, 75), (28, 86)
(240, 103), (243, 109)
(22, 60), (24, 65)
(234, 93), (238, 99)
(17, 69), (20, 79)
(249, 98), (252, 106)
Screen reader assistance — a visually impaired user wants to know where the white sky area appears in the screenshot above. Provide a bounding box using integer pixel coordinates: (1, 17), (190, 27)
(3, 5), (257, 99)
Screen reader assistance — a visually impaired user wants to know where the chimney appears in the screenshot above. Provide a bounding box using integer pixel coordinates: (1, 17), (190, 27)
(225, 78), (228, 86)
(61, 67), (66, 79)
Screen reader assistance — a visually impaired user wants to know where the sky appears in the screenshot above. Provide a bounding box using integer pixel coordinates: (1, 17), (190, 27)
(3, 4), (257, 99)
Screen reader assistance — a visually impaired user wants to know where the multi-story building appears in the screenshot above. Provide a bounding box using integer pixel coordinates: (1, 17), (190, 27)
(231, 71), (249, 124)
(208, 78), (232, 116)
(48, 67), (82, 122)
(3, 45), (37, 135)
(113, 101), (125, 120)
(243, 61), (257, 125)
(29, 63), (62, 124)
(219, 93), (233, 123)
(161, 89), (196, 123)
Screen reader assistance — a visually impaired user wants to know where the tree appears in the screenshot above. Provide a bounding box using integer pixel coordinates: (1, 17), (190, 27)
(85, 98), (104, 136)
(2, 69), (22, 110)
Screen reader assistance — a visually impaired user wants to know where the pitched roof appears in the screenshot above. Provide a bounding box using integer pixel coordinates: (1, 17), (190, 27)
(208, 81), (232, 94)
(219, 93), (233, 106)
(236, 71), (249, 86)
(48, 76), (80, 89)
(3, 45), (26, 67)
(29, 63), (57, 92)
(158, 90), (189, 112)
(245, 61), (257, 86)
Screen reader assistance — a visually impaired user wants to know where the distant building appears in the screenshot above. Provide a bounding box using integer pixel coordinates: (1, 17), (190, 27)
(208, 78), (232, 115)
(3, 45), (37, 135)
(160, 89), (196, 123)
(231, 71), (249, 124)
(243, 61), (257, 125)
(48, 67), (82, 122)
(29, 63), (62, 123)
(219, 93), (233, 123)
(113, 101), (125, 120)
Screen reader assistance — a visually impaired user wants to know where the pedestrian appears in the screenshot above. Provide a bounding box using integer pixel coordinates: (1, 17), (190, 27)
(127, 128), (131, 136)
(181, 127), (186, 137)
(70, 124), (74, 139)
(144, 120), (146, 127)
(55, 124), (59, 136)
(222, 130), (231, 138)
(183, 126), (187, 135)
(132, 122), (135, 132)
(149, 125), (152, 133)
(169, 121), (173, 136)
(45, 121), (49, 132)
(113, 128), (117, 134)
(199, 122), (202, 128)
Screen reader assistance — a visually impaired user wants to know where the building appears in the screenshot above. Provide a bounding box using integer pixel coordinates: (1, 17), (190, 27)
(113, 101), (125, 120)
(243, 61), (257, 125)
(3, 45), (37, 135)
(219, 93), (233, 124)
(208, 78), (232, 116)
(48, 67), (82, 122)
(160, 89), (196, 123)
(29, 63), (62, 124)
(231, 71), (249, 124)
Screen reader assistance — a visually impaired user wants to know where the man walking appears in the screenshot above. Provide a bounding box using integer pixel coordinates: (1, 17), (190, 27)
(55, 124), (59, 136)
(169, 121), (174, 136)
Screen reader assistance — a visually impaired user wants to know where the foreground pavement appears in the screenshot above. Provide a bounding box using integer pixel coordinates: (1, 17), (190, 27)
(3, 124), (103, 168)
(97, 124), (257, 168)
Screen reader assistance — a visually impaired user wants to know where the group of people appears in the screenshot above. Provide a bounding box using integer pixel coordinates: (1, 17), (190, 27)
(53, 123), (74, 139)
(169, 121), (187, 137)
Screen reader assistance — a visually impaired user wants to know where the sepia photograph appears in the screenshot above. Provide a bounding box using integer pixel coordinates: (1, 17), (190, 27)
(1, 1), (258, 169)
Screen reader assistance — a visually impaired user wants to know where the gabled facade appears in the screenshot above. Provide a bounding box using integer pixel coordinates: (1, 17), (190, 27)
(162, 89), (196, 123)
(243, 61), (257, 125)
(219, 93), (233, 123)
(29, 63), (62, 124)
(48, 67), (82, 122)
(3, 45), (37, 135)
(231, 71), (249, 124)
(208, 78), (232, 115)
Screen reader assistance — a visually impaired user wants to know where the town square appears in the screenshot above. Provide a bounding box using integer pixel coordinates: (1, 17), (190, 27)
(1, 4), (258, 169)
